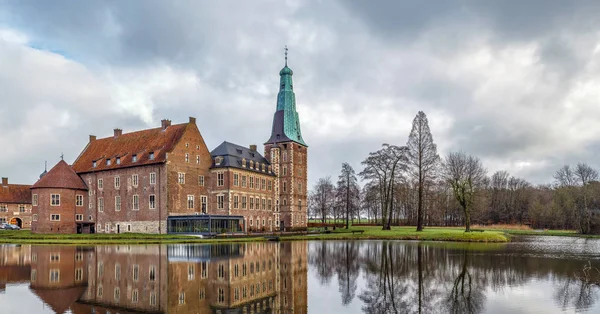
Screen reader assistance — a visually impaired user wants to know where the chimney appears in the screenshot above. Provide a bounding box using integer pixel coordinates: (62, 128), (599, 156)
(1, 177), (7, 186)
(161, 119), (172, 130)
(189, 116), (196, 124)
(249, 144), (257, 151)
(114, 128), (122, 138)
(89, 135), (96, 142)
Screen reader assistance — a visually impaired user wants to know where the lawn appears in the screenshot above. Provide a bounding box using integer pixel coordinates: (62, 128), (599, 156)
(287, 226), (509, 243)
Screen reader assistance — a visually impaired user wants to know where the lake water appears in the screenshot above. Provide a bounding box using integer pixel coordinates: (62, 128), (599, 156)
(0, 236), (599, 313)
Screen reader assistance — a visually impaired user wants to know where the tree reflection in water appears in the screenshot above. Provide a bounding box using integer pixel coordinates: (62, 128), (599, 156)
(309, 240), (600, 314)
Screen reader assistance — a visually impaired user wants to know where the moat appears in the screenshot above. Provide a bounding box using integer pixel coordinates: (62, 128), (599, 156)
(0, 237), (599, 313)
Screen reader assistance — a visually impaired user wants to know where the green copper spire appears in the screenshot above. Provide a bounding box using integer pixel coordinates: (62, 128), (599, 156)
(266, 47), (307, 146)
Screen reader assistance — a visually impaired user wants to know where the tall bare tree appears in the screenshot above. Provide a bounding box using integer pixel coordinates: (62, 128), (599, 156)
(574, 163), (598, 234)
(309, 176), (335, 223)
(407, 111), (440, 232)
(360, 144), (408, 230)
(337, 163), (359, 229)
(442, 152), (487, 232)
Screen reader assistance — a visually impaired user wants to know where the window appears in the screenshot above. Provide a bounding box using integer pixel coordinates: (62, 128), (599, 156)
(132, 154), (138, 162)
(115, 264), (121, 280)
(133, 195), (139, 210)
(32, 214), (38, 221)
(201, 262), (208, 278)
(150, 292), (157, 306)
(179, 292), (186, 305)
(298, 183), (302, 193)
(31, 269), (37, 282)
(217, 172), (224, 186)
(198, 175), (205, 186)
(242, 175), (247, 187)
(242, 158), (246, 167)
(114, 287), (120, 301)
(32, 194), (38, 206)
(97, 286), (103, 298)
(178, 172), (185, 184)
(127, 224), (131, 232)
(98, 179), (104, 190)
(218, 264), (225, 278)
(132, 174), (139, 187)
(262, 198), (266, 210)
(133, 264), (139, 281)
(188, 265), (195, 280)
(283, 152), (288, 162)
(149, 266), (156, 281)
(249, 198), (254, 210)
(150, 172), (156, 184)
(185, 153), (189, 163)
(19, 205), (25, 212)
(261, 179), (266, 190)
(299, 199), (302, 212)
(116, 157), (121, 165)
(149, 195), (156, 209)
(0, 205), (6, 212)
(249, 177), (254, 189)
(114, 176), (120, 188)
(218, 288), (225, 303)
(92, 161), (97, 168)
(201, 196), (207, 213)
(233, 173), (239, 186)
(132, 289), (139, 303)
(50, 253), (60, 262)
(215, 156), (223, 165)
(242, 196), (247, 209)
(98, 197), (104, 212)
(187, 195), (194, 209)
(115, 196), (121, 211)
(283, 182), (287, 192)
(51, 214), (60, 221)
(233, 195), (239, 208)
(105, 223), (110, 232)
(149, 152), (155, 160)
(89, 198), (93, 209)
(76, 214), (83, 221)
(75, 268), (83, 281)
(268, 199), (272, 211)
(283, 166), (287, 176)
(51, 194), (60, 206)
(217, 195), (224, 209)
(50, 269), (60, 282)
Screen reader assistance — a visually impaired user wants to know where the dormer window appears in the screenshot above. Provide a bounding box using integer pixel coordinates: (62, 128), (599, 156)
(250, 161), (254, 169)
(262, 164), (265, 172)
(116, 157), (121, 165)
(215, 157), (223, 166)
(236, 149), (242, 154)
(132, 154), (138, 162)
(149, 152), (155, 160)
(242, 158), (246, 167)
(268, 165), (272, 172)
(92, 161), (97, 168)
(106, 159), (111, 166)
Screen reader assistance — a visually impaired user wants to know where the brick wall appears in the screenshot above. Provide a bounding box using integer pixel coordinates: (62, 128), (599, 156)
(31, 188), (86, 234)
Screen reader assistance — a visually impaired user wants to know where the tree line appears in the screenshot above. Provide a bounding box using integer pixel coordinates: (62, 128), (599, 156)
(309, 111), (600, 234)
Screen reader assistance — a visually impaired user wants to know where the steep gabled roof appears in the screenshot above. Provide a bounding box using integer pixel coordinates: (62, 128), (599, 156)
(0, 183), (31, 204)
(210, 141), (275, 176)
(31, 160), (88, 190)
(72, 122), (189, 174)
(31, 285), (87, 314)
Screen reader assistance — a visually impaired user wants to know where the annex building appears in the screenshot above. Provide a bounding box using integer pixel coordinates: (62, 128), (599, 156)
(28, 58), (308, 234)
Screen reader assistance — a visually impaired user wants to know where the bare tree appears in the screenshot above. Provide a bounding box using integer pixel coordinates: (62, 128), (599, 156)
(574, 163), (599, 234)
(407, 111), (440, 232)
(337, 163), (359, 229)
(360, 144), (408, 230)
(309, 177), (335, 223)
(442, 152), (487, 232)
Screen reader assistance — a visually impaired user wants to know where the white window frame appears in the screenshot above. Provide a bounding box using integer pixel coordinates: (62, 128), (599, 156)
(133, 195), (139, 211)
(51, 194), (60, 206)
(115, 196), (121, 211)
(201, 196), (207, 213)
(98, 197), (104, 212)
(187, 195), (194, 209)
(50, 214), (60, 221)
(198, 175), (205, 186)
(149, 194), (156, 209)
(217, 195), (224, 209)
(178, 172), (185, 184)
(76, 214), (83, 221)
(32, 194), (38, 206)
(76, 195), (83, 207)
(32, 214), (38, 221)
(114, 176), (120, 189)
(132, 174), (139, 187)
(98, 178), (103, 189)
(217, 172), (224, 187)
(150, 172), (156, 185)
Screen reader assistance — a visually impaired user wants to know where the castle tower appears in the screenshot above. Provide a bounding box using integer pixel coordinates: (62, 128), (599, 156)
(264, 47), (308, 230)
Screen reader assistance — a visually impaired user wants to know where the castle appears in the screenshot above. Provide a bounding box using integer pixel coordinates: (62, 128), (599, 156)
(24, 56), (308, 234)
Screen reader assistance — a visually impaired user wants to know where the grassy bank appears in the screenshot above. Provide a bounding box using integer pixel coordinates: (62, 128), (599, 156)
(0, 230), (267, 244)
(0, 226), (509, 244)
(288, 226), (509, 243)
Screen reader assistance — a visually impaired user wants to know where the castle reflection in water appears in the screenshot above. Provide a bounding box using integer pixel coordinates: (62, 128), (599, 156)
(0, 241), (307, 314)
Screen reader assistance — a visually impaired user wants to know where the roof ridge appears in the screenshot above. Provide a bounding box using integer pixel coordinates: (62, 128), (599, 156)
(94, 122), (188, 141)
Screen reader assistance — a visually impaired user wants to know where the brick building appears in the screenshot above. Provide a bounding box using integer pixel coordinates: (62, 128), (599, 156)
(30, 57), (308, 234)
(0, 177), (32, 228)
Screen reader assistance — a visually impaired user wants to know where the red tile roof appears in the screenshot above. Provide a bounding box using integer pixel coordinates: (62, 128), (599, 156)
(0, 183), (31, 204)
(72, 122), (189, 173)
(31, 285), (87, 314)
(31, 160), (88, 190)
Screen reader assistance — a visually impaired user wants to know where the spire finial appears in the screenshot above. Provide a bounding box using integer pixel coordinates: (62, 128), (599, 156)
(44, 161), (47, 171)
(60, 153), (64, 161)
(284, 45), (288, 66)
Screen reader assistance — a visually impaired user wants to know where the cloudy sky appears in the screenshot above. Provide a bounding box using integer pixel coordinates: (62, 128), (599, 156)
(2, 0), (600, 187)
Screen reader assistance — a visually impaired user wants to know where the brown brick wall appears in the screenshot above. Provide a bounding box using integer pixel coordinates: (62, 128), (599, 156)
(31, 188), (87, 234)
(0, 203), (32, 228)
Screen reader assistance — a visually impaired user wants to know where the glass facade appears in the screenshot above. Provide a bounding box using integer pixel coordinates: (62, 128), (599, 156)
(167, 215), (244, 235)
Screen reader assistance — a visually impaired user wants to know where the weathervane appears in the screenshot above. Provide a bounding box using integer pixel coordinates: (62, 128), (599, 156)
(284, 45), (288, 66)
(60, 153), (64, 161)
